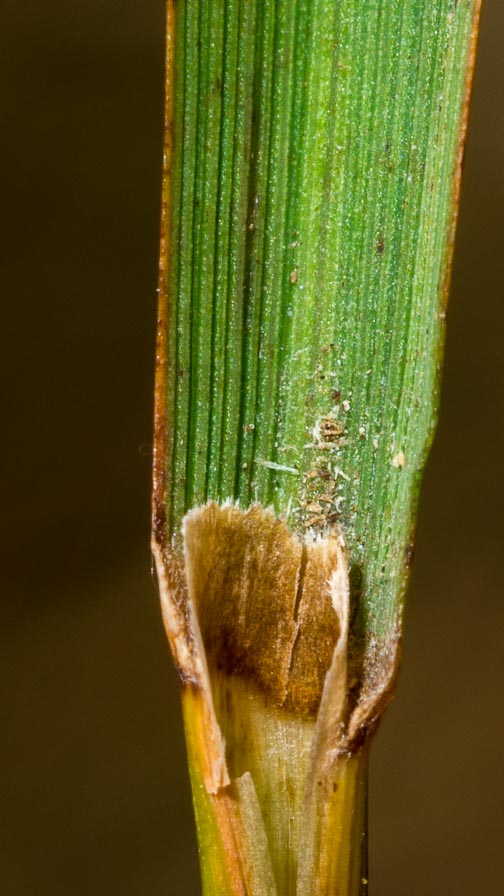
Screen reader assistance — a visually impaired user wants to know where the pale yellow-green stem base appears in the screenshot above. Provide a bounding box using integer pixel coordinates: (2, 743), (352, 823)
(298, 746), (369, 896)
(182, 680), (369, 896)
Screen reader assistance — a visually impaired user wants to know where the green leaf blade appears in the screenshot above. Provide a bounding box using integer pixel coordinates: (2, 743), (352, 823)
(162, 0), (479, 660)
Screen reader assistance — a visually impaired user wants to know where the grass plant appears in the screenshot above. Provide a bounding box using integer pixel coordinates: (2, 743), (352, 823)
(152, 2), (481, 892)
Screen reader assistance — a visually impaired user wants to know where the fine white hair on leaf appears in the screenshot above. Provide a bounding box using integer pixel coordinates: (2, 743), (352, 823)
(254, 458), (300, 475)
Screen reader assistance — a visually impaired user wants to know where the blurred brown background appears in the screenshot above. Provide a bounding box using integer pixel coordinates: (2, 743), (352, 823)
(1, 2), (502, 893)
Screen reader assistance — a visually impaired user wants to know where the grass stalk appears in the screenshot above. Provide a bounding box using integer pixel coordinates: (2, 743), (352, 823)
(152, 1), (481, 892)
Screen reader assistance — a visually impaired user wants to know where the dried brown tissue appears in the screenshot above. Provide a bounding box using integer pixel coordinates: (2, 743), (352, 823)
(152, 501), (400, 795)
